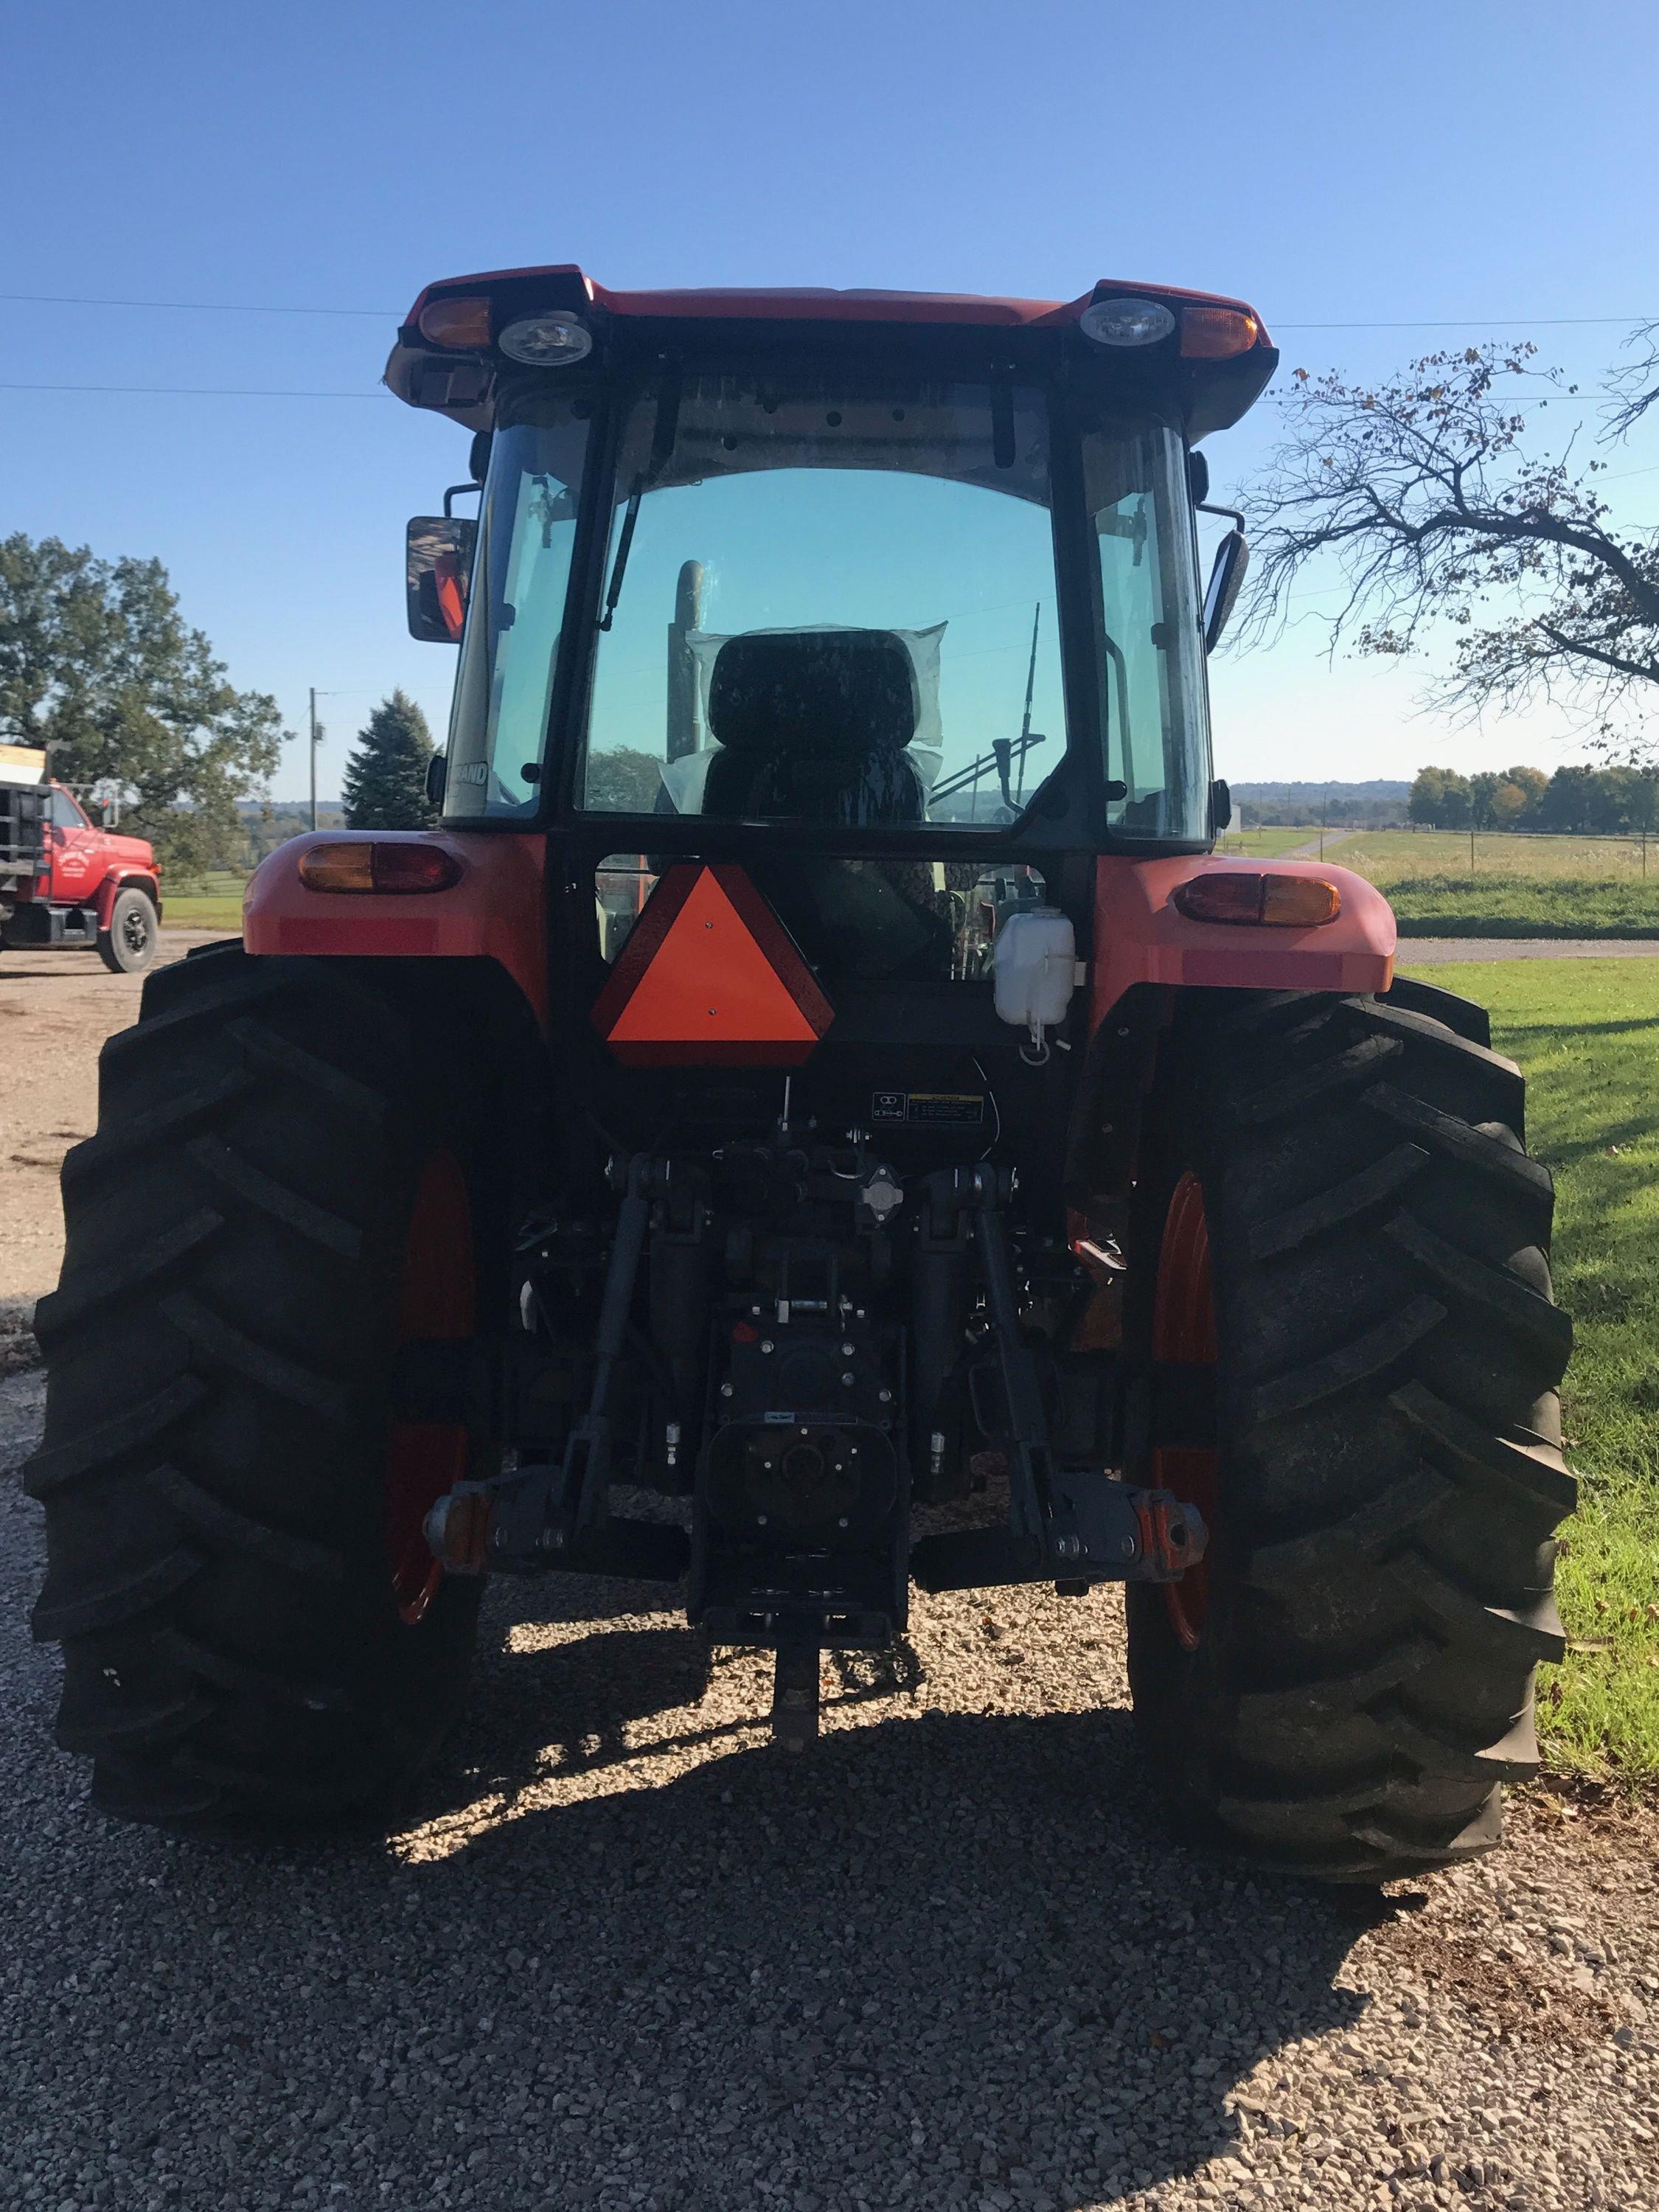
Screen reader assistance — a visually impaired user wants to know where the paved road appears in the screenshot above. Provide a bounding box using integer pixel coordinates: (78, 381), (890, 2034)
(1276, 830), (1357, 861)
(1398, 940), (1659, 964)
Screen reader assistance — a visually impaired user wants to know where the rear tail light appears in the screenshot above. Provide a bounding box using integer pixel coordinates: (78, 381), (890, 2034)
(298, 842), (463, 895)
(1173, 872), (1341, 928)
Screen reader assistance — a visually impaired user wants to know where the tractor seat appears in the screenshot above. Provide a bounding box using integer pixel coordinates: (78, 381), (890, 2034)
(700, 629), (927, 826)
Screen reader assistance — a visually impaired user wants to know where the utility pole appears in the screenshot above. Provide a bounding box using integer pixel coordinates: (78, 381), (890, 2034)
(308, 688), (320, 832)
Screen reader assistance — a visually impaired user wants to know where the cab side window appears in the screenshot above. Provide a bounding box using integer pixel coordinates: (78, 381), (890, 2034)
(50, 788), (88, 831)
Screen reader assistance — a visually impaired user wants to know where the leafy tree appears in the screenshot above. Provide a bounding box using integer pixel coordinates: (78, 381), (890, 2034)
(341, 691), (438, 830)
(1468, 771), (1500, 830)
(1487, 776), (1533, 830)
(1537, 764), (1608, 833)
(0, 532), (285, 872)
(1504, 765), (1548, 813)
(583, 746), (664, 813)
(1408, 765), (1471, 827)
(1238, 339), (1659, 757)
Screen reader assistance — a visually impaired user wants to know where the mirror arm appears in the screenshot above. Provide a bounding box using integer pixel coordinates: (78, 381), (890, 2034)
(442, 481), (482, 521)
(1197, 501), (1246, 531)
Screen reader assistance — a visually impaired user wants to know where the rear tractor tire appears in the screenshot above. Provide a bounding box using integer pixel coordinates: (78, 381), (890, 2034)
(97, 887), (159, 974)
(27, 942), (504, 1832)
(1124, 980), (1574, 1883)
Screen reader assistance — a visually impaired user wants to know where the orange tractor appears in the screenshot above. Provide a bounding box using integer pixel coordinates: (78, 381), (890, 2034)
(28, 271), (1572, 1879)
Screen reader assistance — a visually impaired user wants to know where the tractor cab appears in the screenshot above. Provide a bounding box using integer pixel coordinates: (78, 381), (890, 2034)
(397, 275), (1270, 884)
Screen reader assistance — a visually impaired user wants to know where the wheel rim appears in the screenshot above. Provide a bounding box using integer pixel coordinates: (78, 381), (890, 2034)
(122, 905), (150, 955)
(1152, 1172), (1219, 1651)
(385, 1151), (475, 1625)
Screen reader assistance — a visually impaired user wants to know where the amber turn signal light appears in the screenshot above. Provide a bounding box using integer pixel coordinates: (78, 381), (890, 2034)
(1179, 306), (1261, 359)
(298, 842), (463, 895)
(1173, 872), (1341, 928)
(417, 295), (493, 348)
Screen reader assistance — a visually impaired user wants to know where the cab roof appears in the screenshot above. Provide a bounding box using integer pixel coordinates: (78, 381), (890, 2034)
(386, 265), (1277, 442)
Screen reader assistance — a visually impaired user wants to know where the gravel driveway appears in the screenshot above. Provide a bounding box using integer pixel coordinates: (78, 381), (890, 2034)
(5, 936), (1658, 2212)
(3, 1359), (1655, 2212)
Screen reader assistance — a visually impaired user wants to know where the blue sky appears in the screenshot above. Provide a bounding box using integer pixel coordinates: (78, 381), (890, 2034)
(4, 0), (1655, 799)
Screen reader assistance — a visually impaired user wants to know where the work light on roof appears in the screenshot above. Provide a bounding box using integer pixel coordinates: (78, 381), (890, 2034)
(498, 312), (594, 366)
(1079, 298), (1176, 348)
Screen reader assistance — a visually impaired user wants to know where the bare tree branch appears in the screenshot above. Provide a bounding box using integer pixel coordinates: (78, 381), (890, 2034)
(1606, 320), (1659, 442)
(1234, 339), (1659, 760)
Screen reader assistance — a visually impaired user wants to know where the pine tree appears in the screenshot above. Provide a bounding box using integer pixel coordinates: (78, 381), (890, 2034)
(341, 690), (438, 830)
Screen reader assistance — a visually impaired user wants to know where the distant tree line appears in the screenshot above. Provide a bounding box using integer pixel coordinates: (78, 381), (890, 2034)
(1234, 782), (1408, 830)
(1408, 762), (1659, 834)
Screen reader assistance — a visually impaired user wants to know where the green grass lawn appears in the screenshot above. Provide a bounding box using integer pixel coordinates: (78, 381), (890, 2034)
(160, 895), (244, 931)
(1399, 956), (1659, 1784)
(1338, 831), (1659, 936)
(159, 869), (246, 932)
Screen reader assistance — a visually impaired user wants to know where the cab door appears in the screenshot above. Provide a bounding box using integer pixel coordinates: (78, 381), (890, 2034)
(46, 787), (100, 905)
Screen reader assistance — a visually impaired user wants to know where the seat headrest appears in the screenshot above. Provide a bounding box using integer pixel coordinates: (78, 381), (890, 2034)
(707, 630), (919, 757)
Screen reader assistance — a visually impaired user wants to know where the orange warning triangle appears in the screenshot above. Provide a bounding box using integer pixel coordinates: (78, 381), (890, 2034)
(594, 865), (833, 1065)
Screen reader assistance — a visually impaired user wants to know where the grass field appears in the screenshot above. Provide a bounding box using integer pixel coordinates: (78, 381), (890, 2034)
(161, 897), (243, 931)
(159, 869), (246, 932)
(1338, 830), (1659, 937)
(1397, 956), (1659, 1784)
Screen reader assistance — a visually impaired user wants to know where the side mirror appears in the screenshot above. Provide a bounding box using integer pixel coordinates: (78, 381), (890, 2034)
(1203, 526), (1248, 653)
(406, 516), (477, 643)
(425, 751), (448, 809)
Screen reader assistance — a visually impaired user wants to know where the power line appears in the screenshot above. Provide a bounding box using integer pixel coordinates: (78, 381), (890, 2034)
(0, 291), (394, 318)
(0, 380), (389, 398)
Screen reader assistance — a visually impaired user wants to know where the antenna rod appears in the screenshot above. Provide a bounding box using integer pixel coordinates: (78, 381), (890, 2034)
(1015, 602), (1040, 805)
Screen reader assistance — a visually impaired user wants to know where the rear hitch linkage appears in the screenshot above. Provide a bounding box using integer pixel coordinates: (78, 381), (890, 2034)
(426, 1153), (692, 1586)
(908, 1164), (1206, 1595)
(426, 1155), (1206, 1742)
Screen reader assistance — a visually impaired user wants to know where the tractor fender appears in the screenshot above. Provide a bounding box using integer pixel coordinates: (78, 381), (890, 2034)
(1062, 855), (1395, 1208)
(1089, 852), (1393, 1024)
(243, 828), (548, 1025)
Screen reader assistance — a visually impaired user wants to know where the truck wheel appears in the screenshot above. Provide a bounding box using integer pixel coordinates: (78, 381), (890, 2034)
(26, 942), (504, 1832)
(1124, 981), (1573, 1883)
(97, 888), (159, 974)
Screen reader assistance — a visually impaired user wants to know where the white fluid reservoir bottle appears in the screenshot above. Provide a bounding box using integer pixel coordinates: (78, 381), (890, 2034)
(992, 907), (1077, 1058)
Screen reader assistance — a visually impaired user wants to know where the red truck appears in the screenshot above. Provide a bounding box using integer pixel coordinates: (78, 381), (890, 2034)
(0, 743), (161, 973)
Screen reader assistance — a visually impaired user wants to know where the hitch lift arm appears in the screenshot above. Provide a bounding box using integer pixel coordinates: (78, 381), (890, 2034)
(910, 1166), (1205, 1595)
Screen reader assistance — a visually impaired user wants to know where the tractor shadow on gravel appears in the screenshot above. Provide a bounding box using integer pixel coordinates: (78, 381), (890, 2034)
(378, 1599), (1388, 2210)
